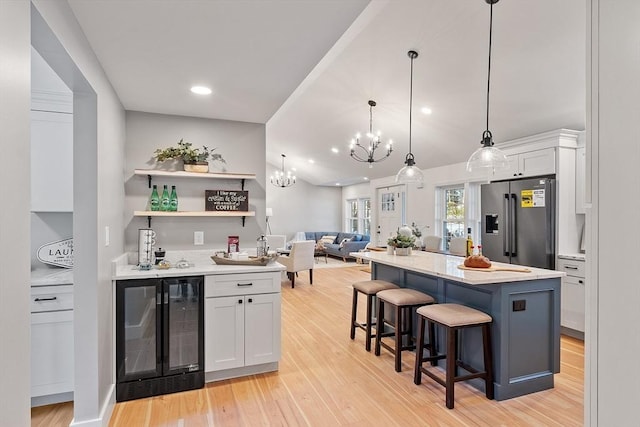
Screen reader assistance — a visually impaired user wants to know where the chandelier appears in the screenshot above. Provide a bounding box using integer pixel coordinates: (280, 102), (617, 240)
(396, 50), (424, 184)
(350, 100), (393, 167)
(270, 154), (296, 188)
(466, 0), (509, 173)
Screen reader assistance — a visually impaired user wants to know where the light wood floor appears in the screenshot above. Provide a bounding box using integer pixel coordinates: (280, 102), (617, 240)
(33, 266), (584, 426)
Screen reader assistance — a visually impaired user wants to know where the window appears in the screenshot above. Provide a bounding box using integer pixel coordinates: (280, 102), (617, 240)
(435, 183), (481, 251)
(346, 198), (371, 235)
(442, 187), (465, 250)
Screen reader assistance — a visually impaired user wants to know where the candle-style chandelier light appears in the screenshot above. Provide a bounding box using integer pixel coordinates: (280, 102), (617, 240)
(270, 154), (296, 188)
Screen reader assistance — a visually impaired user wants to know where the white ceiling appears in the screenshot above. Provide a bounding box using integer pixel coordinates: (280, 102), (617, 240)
(66, 0), (586, 186)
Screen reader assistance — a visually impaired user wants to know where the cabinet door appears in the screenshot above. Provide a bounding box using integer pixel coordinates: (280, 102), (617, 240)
(31, 310), (74, 397)
(518, 148), (556, 178)
(561, 276), (585, 332)
(244, 293), (281, 366)
(205, 296), (244, 371)
(30, 110), (73, 212)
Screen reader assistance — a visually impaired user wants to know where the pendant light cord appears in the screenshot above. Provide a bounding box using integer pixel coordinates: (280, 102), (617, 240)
(409, 53), (414, 154)
(369, 103), (373, 135)
(485, 2), (493, 134)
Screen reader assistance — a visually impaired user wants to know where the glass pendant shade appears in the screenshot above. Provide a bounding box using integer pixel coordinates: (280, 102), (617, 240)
(466, 132), (509, 172)
(396, 154), (424, 184)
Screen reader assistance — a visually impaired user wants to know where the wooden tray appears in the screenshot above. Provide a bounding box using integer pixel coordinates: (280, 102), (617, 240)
(211, 255), (276, 266)
(457, 265), (531, 273)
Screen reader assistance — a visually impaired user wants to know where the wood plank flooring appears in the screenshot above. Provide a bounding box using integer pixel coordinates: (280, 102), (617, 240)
(33, 266), (584, 426)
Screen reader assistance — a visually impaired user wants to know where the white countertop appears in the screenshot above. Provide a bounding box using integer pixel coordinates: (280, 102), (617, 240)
(112, 250), (284, 280)
(31, 268), (73, 286)
(351, 250), (564, 285)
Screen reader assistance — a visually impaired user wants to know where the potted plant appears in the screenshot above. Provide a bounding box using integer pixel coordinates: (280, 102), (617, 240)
(387, 233), (416, 256)
(154, 139), (226, 173)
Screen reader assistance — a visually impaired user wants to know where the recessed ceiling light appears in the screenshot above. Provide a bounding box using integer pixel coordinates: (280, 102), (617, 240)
(191, 86), (212, 95)
(364, 177), (369, 181)
(331, 147), (339, 153)
(421, 107), (432, 115)
(335, 183), (340, 186)
(308, 159), (315, 164)
(291, 167), (297, 172)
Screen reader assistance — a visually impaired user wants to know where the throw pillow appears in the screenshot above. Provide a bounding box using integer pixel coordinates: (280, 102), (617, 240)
(320, 235), (337, 245)
(315, 241), (325, 251)
(339, 238), (350, 248)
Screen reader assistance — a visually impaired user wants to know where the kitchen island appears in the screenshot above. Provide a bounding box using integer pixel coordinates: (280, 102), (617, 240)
(351, 250), (564, 401)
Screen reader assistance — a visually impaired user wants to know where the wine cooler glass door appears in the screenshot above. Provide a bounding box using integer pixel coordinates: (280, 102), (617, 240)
(162, 277), (204, 375)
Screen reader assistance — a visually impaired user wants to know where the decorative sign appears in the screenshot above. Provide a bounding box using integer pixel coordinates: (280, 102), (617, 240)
(37, 238), (73, 268)
(521, 189), (546, 208)
(205, 190), (249, 212)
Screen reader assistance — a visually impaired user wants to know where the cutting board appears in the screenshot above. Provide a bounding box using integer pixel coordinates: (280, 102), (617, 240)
(457, 265), (531, 273)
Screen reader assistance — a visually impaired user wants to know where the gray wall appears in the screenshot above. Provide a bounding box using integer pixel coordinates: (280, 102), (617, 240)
(31, 1), (127, 425)
(125, 111), (266, 252)
(0, 2), (31, 425)
(266, 170), (342, 240)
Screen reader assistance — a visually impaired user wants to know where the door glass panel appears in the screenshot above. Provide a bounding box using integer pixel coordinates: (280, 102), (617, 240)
(167, 279), (201, 372)
(123, 285), (157, 376)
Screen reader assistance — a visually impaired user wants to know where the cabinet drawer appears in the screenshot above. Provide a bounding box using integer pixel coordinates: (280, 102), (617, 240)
(31, 285), (73, 313)
(205, 272), (280, 297)
(557, 259), (585, 278)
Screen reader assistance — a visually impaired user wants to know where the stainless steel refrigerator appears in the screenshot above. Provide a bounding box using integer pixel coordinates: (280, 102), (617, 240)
(481, 177), (556, 269)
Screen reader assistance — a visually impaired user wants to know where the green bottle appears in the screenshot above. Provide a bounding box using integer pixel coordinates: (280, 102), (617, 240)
(160, 184), (170, 211)
(150, 185), (160, 211)
(169, 185), (178, 212)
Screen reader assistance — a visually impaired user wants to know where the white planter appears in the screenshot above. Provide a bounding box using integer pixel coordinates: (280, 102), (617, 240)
(395, 247), (412, 256)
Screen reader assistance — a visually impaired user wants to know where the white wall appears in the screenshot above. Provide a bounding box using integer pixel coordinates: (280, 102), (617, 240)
(587, 1), (640, 424)
(266, 171), (342, 240)
(31, 1), (127, 426)
(0, 2), (31, 425)
(125, 111), (266, 251)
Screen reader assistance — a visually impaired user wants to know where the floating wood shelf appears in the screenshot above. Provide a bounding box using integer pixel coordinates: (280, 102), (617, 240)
(134, 210), (256, 227)
(134, 169), (256, 188)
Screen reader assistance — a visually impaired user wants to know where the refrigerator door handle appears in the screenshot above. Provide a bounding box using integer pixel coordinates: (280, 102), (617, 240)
(511, 193), (518, 257)
(503, 194), (510, 256)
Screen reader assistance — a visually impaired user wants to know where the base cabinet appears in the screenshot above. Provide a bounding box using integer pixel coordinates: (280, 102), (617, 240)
(204, 272), (281, 376)
(558, 258), (585, 333)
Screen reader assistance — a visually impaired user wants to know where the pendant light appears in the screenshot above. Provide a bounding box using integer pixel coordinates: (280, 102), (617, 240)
(466, 0), (509, 173)
(396, 50), (424, 184)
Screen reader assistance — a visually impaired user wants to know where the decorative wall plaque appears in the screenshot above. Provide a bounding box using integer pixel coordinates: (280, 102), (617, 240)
(37, 238), (73, 268)
(205, 190), (249, 212)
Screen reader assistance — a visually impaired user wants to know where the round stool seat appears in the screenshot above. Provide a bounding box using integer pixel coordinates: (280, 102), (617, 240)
(377, 288), (435, 306)
(417, 303), (492, 327)
(352, 280), (399, 295)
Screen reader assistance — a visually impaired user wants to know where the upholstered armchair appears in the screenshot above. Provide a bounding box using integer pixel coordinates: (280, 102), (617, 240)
(423, 235), (442, 252)
(449, 237), (468, 256)
(277, 240), (315, 288)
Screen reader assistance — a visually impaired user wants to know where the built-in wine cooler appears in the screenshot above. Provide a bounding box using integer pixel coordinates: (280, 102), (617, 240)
(115, 276), (204, 402)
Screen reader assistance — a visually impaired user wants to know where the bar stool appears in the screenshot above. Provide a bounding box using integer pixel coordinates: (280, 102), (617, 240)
(414, 303), (494, 409)
(350, 280), (399, 351)
(374, 288), (435, 372)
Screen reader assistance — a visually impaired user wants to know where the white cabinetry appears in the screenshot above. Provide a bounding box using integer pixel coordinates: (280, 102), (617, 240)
(497, 148), (556, 180)
(204, 272), (281, 380)
(557, 257), (585, 333)
(575, 146), (586, 214)
(31, 284), (74, 405)
(30, 110), (73, 212)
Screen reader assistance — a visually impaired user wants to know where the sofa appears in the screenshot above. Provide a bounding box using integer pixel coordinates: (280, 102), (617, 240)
(304, 232), (370, 261)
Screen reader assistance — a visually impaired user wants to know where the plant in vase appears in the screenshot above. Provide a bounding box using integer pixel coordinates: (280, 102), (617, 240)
(387, 233), (416, 256)
(153, 139), (226, 172)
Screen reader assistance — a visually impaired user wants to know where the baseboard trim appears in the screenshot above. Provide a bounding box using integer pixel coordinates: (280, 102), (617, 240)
(69, 383), (115, 427)
(205, 362), (278, 382)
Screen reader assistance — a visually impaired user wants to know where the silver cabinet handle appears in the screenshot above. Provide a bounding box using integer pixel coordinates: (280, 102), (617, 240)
(564, 266), (579, 270)
(237, 283), (253, 287)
